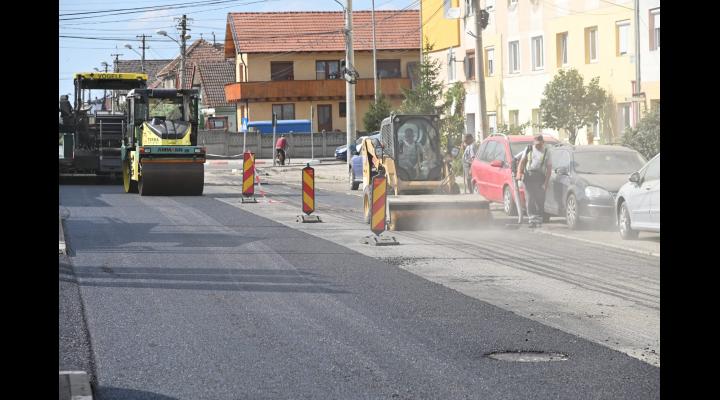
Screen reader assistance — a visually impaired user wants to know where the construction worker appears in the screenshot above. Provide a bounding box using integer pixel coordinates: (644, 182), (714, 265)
(275, 134), (288, 165)
(398, 128), (424, 179)
(516, 135), (552, 228)
(462, 134), (476, 193)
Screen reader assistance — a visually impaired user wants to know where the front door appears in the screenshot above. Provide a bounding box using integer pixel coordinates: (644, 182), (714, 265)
(317, 105), (332, 132)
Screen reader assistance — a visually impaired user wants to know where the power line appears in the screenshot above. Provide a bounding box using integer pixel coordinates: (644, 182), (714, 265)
(60, 0), (273, 20)
(60, 0), (238, 16)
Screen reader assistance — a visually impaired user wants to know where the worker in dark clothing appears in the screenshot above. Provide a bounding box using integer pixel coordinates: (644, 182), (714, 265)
(516, 135), (552, 228)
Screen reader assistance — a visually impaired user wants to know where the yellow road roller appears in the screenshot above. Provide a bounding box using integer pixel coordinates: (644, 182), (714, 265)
(121, 88), (205, 196)
(360, 114), (491, 230)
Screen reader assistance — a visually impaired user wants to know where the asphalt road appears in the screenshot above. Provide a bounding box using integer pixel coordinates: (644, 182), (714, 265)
(60, 181), (659, 399)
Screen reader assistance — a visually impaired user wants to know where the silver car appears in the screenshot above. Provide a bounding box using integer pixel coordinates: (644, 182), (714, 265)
(614, 153), (660, 239)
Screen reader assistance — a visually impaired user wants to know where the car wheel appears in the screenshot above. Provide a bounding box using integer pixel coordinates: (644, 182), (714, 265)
(619, 201), (639, 240)
(503, 186), (518, 216)
(565, 193), (580, 230)
(350, 168), (360, 190)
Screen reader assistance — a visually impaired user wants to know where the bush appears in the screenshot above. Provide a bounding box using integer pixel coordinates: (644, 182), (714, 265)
(621, 108), (659, 160)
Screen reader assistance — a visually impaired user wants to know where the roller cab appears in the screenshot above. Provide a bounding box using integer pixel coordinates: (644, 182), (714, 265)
(122, 88), (205, 196)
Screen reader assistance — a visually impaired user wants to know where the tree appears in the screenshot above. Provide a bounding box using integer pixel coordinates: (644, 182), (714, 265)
(539, 68), (607, 145)
(621, 107), (660, 160)
(399, 39), (444, 115)
(362, 95), (392, 132)
(439, 82), (466, 150)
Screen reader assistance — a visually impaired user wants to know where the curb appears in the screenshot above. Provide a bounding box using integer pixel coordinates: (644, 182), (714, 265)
(59, 216), (67, 255)
(533, 228), (660, 257)
(59, 371), (93, 400)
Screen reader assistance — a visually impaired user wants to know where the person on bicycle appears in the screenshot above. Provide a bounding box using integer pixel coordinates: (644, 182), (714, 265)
(275, 134), (288, 165)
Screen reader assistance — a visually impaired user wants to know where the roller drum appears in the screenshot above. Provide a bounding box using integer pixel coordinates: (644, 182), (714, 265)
(139, 163), (204, 196)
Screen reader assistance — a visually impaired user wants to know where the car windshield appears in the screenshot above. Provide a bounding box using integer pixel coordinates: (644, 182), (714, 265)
(573, 151), (646, 174)
(509, 140), (557, 157)
(149, 97), (184, 121)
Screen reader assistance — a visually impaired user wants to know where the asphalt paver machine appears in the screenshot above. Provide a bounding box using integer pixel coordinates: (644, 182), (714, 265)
(60, 72), (148, 179)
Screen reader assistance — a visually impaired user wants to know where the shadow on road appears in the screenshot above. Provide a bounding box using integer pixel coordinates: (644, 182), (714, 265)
(59, 265), (347, 294)
(96, 387), (179, 400)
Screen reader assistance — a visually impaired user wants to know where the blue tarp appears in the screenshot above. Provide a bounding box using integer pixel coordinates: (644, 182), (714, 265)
(247, 119), (312, 134)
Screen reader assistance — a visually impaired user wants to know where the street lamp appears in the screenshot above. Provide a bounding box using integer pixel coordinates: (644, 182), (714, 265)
(156, 29), (191, 89)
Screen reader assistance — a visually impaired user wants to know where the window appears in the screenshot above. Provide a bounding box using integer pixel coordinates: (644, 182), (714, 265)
(466, 113), (475, 135)
(643, 155), (660, 181)
(316, 60), (340, 80)
(557, 32), (568, 66)
(531, 108), (541, 134)
(464, 0), (475, 16)
(493, 141), (507, 162)
(466, 51), (475, 80)
(486, 47), (495, 76)
(407, 62), (419, 88)
(270, 62), (294, 81)
(339, 102), (346, 117)
(508, 41), (519, 73)
(585, 27), (598, 63)
(650, 8), (660, 50)
(553, 150), (571, 169)
(617, 103), (631, 132)
(616, 21), (630, 56)
(480, 140), (498, 162)
(475, 141), (488, 160)
(272, 103), (295, 120)
(317, 104), (332, 132)
(377, 59), (401, 78)
(447, 49), (456, 81)
(509, 110), (519, 128)
(531, 36), (544, 70)
(488, 113), (497, 134)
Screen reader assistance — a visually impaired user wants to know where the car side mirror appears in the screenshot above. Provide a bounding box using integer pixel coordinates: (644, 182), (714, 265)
(555, 166), (568, 175)
(629, 171), (640, 183)
(490, 160), (503, 168)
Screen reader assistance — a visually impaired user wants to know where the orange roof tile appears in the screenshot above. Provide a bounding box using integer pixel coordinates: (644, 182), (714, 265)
(226, 10), (420, 54)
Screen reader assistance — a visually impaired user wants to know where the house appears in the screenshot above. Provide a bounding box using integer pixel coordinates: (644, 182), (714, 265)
(422, 0), (647, 144)
(115, 59), (173, 84)
(151, 39), (237, 130)
(223, 10), (421, 134)
(189, 61), (237, 131)
(151, 39), (228, 89)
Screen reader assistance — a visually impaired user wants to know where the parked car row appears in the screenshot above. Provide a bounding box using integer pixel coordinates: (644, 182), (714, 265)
(469, 133), (659, 239)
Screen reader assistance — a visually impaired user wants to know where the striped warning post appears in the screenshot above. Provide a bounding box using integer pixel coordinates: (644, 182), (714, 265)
(371, 175), (387, 235)
(302, 165), (314, 215)
(241, 152), (257, 203)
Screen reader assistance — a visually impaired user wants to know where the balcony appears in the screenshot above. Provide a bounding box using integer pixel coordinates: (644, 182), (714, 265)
(224, 77), (410, 103)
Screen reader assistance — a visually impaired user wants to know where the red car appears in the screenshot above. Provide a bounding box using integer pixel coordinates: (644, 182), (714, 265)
(470, 134), (560, 216)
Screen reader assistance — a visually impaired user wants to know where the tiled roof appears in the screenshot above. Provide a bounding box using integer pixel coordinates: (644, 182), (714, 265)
(115, 59), (172, 83)
(194, 61), (236, 108)
(156, 39), (226, 79)
(226, 10), (420, 54)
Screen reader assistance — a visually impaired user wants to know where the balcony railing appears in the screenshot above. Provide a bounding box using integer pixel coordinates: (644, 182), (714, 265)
(225, 77), (410, 103)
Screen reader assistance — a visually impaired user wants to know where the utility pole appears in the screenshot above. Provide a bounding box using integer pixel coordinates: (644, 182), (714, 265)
(212, 32), (216, 46)
(179, 14), (189, 89)
(371, 0), (379, 103)
(111, 53), (122, 113)
(633, 0), (641, 126)
(344, 0), (356, 174)
(136, 34), (151, 73)
(472, 0), (488, 140)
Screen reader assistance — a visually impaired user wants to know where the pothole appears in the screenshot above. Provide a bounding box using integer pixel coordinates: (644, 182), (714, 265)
(486, 351), (568, 362)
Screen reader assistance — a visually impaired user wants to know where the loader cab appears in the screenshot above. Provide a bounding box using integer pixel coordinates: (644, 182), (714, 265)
(381, 114), (443, 182)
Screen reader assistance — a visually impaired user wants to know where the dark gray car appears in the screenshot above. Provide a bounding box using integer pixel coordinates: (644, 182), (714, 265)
(544, 145), (647, 230)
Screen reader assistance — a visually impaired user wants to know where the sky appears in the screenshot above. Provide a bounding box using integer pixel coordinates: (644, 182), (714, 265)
(59, 0), (420, 103)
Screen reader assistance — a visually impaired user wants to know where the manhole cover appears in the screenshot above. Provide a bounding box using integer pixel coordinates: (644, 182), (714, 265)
(486, 351), (568, 362)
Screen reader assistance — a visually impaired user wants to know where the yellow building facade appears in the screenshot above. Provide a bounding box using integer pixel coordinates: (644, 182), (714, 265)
(422, 0), (656, 144)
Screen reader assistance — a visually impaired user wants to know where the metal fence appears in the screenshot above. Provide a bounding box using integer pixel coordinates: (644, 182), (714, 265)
(198, 130), (349, 158)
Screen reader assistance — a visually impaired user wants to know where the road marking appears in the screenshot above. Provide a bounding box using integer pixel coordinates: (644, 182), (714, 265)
(533, 228), (659, 257)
